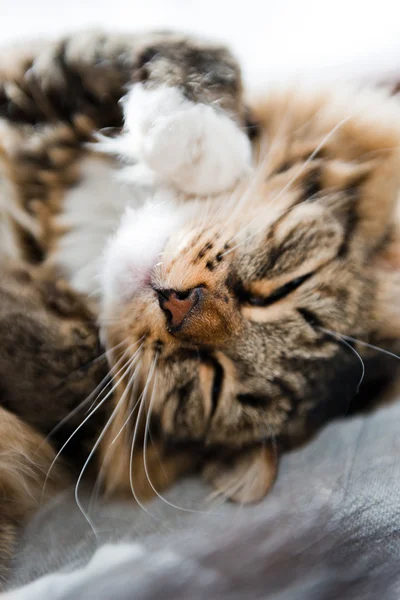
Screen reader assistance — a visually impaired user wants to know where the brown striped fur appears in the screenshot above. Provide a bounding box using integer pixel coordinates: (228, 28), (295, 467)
(0, 407), (66, 583)
(102, 85), (400, 503)
(0, 31), (400, 582)
(0, 30), (248, 583)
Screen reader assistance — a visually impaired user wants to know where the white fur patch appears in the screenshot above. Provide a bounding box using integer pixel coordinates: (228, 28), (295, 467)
(100, 196), (198, 319)
(97, 83), (252, 195)
(52, 83), (251, 303)
(50, 156), (146, 297)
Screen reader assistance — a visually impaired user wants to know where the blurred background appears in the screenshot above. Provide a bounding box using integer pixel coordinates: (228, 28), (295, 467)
(0, 0), (399, 88)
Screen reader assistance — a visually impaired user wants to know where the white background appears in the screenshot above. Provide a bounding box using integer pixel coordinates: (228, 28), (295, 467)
(0, 0), (399, 87)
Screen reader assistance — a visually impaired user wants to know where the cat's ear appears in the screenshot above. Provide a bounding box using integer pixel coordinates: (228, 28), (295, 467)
(203, 445), (277, 504)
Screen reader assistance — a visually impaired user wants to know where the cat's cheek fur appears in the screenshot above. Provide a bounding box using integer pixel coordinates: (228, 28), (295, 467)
(107, 83), (252, 195)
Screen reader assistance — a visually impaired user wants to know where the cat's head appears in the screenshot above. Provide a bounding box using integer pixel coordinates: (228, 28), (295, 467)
(99, 86), (400, 503)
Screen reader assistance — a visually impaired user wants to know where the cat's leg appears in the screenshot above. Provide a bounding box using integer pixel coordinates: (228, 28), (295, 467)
(0, 32), (139, 131)
(0, 407), (65, 586)
(203, 445), (277, 504)
(0, 262), (108, 443)
(0, 31), (247, 137)
(0, 31), (251, 195)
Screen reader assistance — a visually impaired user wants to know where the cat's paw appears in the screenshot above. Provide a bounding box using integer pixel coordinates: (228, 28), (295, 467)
(120, 83), (252, 195)
(203, 445), (277, 504)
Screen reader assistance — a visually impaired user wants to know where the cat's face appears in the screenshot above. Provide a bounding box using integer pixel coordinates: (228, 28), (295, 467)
(100, 87), (400, 502)
(101, 175), (379, 453)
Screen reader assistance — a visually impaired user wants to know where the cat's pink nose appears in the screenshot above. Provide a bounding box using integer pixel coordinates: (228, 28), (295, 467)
(156, 287), (202, 330)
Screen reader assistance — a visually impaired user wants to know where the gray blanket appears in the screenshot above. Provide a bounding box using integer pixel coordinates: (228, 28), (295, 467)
(6, 385), (400, 599)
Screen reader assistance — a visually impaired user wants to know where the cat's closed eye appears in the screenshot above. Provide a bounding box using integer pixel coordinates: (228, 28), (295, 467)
(238, 272), (314, 307)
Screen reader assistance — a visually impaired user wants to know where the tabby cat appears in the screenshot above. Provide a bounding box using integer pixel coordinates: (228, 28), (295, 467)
(1, 30), (400, 583)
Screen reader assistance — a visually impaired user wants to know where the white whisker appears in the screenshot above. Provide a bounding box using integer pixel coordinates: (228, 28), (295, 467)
(319, 327), (365, 393)
(129, 354), (160, 521)
(221, 115), (352, 257)
(85, 337), (144, 415)
(321, 329), (400, 361)
(87, 345), (145, 511)
(74, 353), (140, 536)
(38, 339), (129, 450)
(109, 352), (145, 446)
(142, 370), (216, 515)
(41, 345), (137, 502)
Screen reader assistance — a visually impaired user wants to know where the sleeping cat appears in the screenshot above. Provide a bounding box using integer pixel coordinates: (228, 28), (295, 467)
(1, 29), (400, 583)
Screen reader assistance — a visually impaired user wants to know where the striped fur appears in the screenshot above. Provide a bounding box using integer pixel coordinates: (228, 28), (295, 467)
(0, 30), (400, 582)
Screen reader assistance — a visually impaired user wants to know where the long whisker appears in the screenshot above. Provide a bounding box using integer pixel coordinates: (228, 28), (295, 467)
(221, 115), (352, 257)
(129, 354), (160, 521)
(87, 345), (146, 511)
(37, 339), (129, 451)
(85, 337), (144, 414)
(82, 338), (127, 369)
(209, 104), (291, 240)
(142, 370), (213, 515)
(74, 355), (140, 537)
(145, 365), (178, 482)
(199, 194), (213, 231)
(218, 117), (284, 228)
(320, 328), (400, 361)
(215, 100), (291, 230)
(206, 137), (269, 234)
(84, 352), (129, 415)
(39, 373), (111, 448)
(41, 345), (137, 501)
(87, 361), (143, 513)
(109, 353), (145, 445)
(51, 339), (118, 386)
(318, 327), (365, 393)
(85, 340), (146, 510)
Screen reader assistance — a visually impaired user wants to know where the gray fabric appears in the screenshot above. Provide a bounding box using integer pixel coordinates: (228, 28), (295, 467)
(9, 394), (400, 599)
